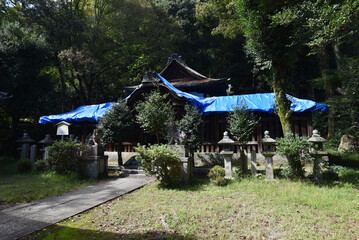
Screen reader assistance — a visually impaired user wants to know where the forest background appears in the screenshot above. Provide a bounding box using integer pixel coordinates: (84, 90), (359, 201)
(1, 0), (359, 155)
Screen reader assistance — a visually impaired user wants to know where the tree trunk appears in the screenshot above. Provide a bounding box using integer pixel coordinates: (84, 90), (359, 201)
(318, 47), (334, 139)
(55, 55), (66, 113)
(272, 61), (292, 136)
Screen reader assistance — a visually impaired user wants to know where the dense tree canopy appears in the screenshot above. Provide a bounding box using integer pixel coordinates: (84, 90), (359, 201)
(1, 0), (359, 154)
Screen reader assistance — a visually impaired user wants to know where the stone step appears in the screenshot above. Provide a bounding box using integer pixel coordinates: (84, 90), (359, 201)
(118, 172), (147, 178)
(120, 168), (145, 175)
(108, 165), (120, 171)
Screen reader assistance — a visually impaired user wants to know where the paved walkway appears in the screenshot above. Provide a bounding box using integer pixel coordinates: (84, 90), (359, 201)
(0, 175), (155, 240)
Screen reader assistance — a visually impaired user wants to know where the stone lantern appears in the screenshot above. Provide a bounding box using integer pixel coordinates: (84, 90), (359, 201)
(308, 130), (327, 180)
(218, 131), (235, 179)
(16, 133), (35, 160)
(261, 130), (276, 180)
(56, 121), (71, 141)
(38, 134), (54, 159)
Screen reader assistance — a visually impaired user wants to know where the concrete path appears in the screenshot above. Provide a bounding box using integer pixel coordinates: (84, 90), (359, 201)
(0, 175), (155, 240)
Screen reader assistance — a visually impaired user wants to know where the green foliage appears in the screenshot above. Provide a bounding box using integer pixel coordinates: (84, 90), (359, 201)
(227, 104), (259, 145)
(208, 165), (227, 186)
(47, 140), (83, 175)
(0, 21), (54, 118)
(327, 57), (359, 138)
(17, 158), (32, 173)
(276, 133), (312, 178)
(33, 159), (49, 173)
(178, 104), (203, 153)
(327, 149), (359, 169)
(135, 91), (175, 143)
(135, 144), (181, 187)
(98, 102), (135, 147)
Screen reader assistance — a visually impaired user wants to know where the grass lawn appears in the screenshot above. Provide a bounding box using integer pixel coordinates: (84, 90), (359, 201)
(27, 170), (359, 240)
(0, 157), (96, 205)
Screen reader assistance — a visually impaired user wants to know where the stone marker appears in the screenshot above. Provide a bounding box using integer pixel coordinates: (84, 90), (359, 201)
(251, 146), (257, 176)
(30, 145), (37, 165)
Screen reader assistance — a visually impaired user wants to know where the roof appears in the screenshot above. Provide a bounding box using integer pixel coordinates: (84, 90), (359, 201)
(39, 73), (327, 124)
(125, 54), (228, 97)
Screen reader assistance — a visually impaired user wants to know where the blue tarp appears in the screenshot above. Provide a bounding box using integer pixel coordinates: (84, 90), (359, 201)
(39, 73), (327, 124)
(39, 102), (117, 124)
(157, 74), (327, 114)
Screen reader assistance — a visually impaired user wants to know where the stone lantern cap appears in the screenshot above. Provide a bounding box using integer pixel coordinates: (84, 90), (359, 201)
(261, 130), (276, 144)
(218, 131), (235, 145)
(39, 134), (54, 145)
(16, 133), (35, 144)
(308, 130), (327, 143)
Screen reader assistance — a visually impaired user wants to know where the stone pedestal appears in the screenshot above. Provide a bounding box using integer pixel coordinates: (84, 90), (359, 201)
(170, 145), (190, 183)
(82, 145), (108, 179)
(221, 151), (233, 179)
(262, 152), (275, 180)
(311, 151), (327, 181)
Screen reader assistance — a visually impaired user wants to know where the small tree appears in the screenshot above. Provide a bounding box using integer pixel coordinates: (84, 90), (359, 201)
(135, 144), (181, 187)
(276, 133), (312, 178)
(98, 102), (135, 165)
(135, 91), (175, 144)
(178, 104), (203, 151)
(227, 104), (259, 172)
(178, 104), (203, 178)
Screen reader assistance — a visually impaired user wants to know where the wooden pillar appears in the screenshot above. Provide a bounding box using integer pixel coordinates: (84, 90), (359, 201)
(214, 114), (219, 152)
(307, 113), (313, 137)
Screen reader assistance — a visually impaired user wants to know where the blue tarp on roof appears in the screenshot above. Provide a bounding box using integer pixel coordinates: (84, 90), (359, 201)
(157, 73), (327, 114)
(39, 102), (116, 124)
(39, 73), (327, 124)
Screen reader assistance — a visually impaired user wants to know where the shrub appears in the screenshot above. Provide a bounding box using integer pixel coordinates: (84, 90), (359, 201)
(208, 165), (227, 186)
(47, 139), (83, 175)
(33, 159), (49, 173)
(135, 144), (181, 187)
(276, 133), (312, 178)
(17, 158), (32, 173)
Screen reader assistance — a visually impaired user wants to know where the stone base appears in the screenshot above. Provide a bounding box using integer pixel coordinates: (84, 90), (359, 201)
(82, 155), (108, 179)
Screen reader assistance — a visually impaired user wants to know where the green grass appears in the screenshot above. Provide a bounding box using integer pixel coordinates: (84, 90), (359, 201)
(27, 171), (359, 240)
(0, 157), (96, 203)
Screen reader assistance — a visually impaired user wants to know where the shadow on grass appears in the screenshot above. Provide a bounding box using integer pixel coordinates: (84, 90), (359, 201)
(157, 174), (211, 192)
(27, 226), (195, 240)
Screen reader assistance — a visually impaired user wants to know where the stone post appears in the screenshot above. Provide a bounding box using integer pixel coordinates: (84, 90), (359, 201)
(44, 146), (50, 160)
(251, 146), (257, 176)
(21, 144), (30, 159)
(218, 131), (235, 179)
(261, 131), (276, 181)
(30, 145), (37, 165)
